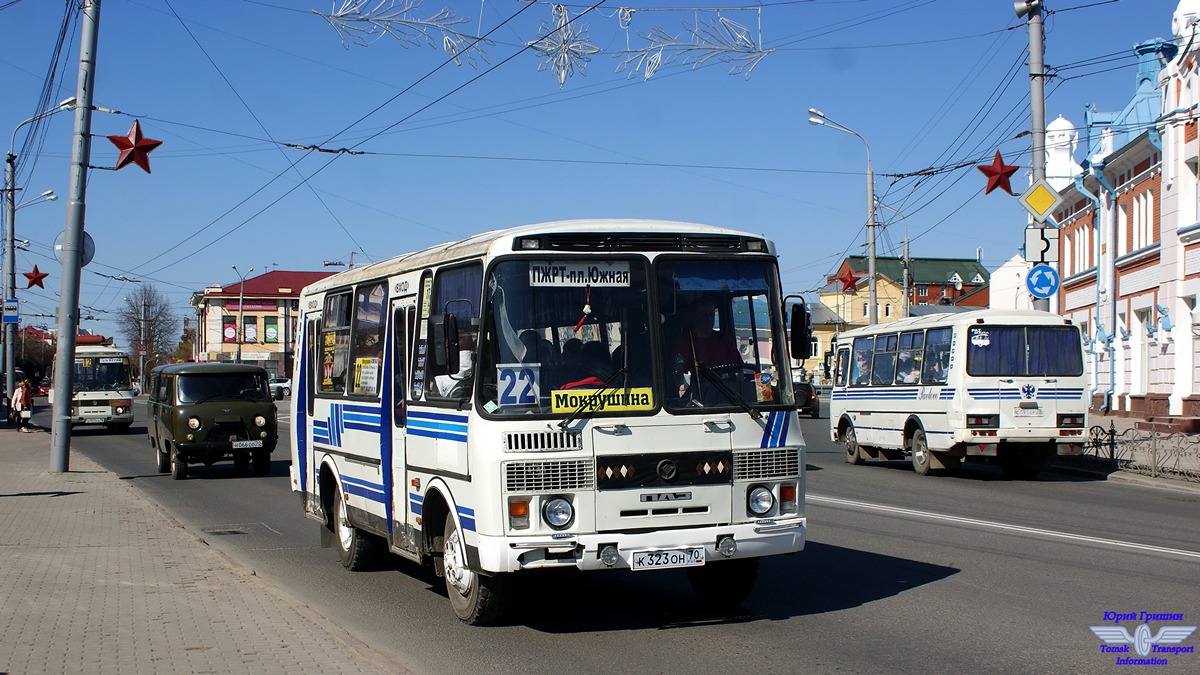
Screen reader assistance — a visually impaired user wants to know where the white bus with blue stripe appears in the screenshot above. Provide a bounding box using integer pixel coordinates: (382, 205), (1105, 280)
(828, 309), (1087, 479)
(290, 219), (812, 624)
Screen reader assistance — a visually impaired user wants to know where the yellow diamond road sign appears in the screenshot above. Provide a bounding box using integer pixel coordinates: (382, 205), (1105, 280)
(1019, 179), (1063, 223)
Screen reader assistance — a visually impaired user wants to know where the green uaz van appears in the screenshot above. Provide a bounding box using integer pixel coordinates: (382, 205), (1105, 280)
(147, 363), (278, 479)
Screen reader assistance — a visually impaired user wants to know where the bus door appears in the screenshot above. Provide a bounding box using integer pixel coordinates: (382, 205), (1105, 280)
(389, 301), (416, 550)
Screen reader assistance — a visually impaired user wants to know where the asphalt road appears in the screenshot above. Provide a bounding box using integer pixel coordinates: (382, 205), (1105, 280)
(65, 400), (1200, 674)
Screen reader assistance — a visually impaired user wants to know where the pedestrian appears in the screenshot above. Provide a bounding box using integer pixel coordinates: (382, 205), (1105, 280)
(11, 379), (34, 432)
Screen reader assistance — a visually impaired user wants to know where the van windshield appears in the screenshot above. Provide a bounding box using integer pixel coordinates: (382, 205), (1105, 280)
(177, 373), (270, 403)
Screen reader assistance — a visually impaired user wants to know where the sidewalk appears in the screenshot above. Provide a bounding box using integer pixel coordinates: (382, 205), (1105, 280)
(0, 424), (407, 674)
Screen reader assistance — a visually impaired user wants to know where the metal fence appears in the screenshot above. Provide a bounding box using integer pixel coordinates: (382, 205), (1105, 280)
(1081, 423), (1200, 482)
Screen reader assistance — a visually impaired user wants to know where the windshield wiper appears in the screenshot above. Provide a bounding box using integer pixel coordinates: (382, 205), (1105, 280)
(697, 364), (762, 420)
(557, 366), (628, 430)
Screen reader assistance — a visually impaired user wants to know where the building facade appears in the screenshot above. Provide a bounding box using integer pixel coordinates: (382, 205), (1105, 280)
(191, 270), (333, 378)
(1047, 17), (1200, 421)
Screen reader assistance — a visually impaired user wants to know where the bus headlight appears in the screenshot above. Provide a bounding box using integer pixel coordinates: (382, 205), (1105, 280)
(747, 486), (775, 516)
(541, 496), (574, 530)
(254, 415), (267, 428)
(187, 417), (201, 430)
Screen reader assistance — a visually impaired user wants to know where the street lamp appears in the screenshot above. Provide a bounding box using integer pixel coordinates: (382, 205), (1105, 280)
(232, 265), (253, 363)
(3, 96), (74, 403)
(809, 107), (878, 325)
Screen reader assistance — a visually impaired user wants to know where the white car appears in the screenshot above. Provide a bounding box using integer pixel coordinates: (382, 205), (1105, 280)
(268, 377), (292, 399)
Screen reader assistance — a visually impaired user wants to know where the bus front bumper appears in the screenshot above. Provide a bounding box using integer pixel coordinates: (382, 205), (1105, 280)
(474, 517), (806, 574)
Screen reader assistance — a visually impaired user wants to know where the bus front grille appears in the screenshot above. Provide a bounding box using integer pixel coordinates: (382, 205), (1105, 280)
(503, 430), (582, 452)
(734, 448), (800, 480)
(505, 460), (595, 493)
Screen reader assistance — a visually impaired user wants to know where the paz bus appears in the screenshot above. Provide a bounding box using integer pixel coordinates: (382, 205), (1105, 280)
(291, 219), (812, 624)
(829, 309), (1087, 479)
(48, 344), (136, 432)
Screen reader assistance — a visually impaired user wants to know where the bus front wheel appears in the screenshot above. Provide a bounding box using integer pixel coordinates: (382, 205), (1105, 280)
(333, 488), (381, 571)
(443, 517), (507, 625)
(842, 425), (863, 465)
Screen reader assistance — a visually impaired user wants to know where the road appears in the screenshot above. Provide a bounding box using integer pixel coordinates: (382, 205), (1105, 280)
(67, 400), (1200, 673)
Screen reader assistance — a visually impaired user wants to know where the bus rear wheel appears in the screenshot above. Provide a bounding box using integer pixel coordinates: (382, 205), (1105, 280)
(842, 425), (863, 465)
(443, 516), (507, 625)
(910, 429), (932, 476)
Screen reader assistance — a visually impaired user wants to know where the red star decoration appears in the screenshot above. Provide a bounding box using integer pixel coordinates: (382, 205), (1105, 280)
(24, 265), (49, 289)
(977, 150), (1019, 195)
(836, 268), (861, 292)
(107, 120), (162, 173)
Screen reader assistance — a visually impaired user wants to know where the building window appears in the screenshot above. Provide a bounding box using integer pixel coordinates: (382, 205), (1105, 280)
(862, 302), (868, 318)
(222, 316), (236, 343)
(885, 303), (892, 318)
(916, 284), (927, 297)
(264, 316), (279, 343)
(243, 316), (257, 344)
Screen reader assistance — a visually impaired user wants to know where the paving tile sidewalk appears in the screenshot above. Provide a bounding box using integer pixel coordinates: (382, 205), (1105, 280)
(0, 425), (407, 674)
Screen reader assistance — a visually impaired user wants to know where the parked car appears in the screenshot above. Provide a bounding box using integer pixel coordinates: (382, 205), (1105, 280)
(268, 377), (292, 399)
(795, 381), (820, 418)
(37, 380), (50, 397)
(146, 363), (278, 479)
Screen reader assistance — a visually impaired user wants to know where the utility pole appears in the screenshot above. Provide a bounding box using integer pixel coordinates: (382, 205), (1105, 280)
(50, 0), (101, 472)
(139, 295), (146, 393)
(1019, 0), (1049, 312)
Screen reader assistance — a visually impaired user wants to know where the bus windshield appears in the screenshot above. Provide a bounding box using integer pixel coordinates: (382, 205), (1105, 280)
(657, 258), (789, 412)
(966, 325), (1084, 377)
(479, 258), (654, 415)
(72, 356), (132, 393)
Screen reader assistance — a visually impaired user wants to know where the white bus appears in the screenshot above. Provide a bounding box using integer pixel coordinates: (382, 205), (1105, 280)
(291, 219), (812, 624)
(48, 344), (136, 432)
(829, 309), (1086, 479)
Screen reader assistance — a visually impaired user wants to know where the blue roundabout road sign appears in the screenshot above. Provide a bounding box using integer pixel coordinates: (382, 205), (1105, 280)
(1026, 264), (1059, 299)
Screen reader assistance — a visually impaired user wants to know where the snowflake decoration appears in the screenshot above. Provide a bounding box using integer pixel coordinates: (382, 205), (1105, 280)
(527, 4), (601, 87)
(313, 0), (491, 68)
(616, 15), (774, 81)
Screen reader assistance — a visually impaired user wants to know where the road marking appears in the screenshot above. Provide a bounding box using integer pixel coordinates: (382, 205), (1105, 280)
(809, 493), (1200, 560)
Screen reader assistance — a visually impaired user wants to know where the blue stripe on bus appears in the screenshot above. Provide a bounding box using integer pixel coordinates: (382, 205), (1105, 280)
(856, 425), (953, 436)
(760, 411), (790, 448)
(456, 505), (476, 532)
(297, 325), (311, 493)
(409, 492), (423, 516)
(342, 475), (386, 504)
(408, 410), (468, 443)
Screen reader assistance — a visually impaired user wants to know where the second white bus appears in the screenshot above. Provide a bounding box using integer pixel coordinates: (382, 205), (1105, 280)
(829, 309), (1086, 479)
(48, 344), (137, 433)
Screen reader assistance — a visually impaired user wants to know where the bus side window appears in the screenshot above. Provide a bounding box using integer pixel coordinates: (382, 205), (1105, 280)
(922, 327), (952, 384)
(835, 348), (850, 387)
(871, 334), (898, 385)
(850, 336), (874, 386)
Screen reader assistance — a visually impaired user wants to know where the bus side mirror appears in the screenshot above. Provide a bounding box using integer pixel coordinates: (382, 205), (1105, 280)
(429, 314), (461, 374)
(789, 302), (812, 361)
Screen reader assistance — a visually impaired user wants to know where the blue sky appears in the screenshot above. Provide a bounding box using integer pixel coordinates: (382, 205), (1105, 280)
(0, 0), (1180, 349)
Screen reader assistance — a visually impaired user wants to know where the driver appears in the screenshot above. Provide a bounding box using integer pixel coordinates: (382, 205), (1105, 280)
(670, 296), (742, 373)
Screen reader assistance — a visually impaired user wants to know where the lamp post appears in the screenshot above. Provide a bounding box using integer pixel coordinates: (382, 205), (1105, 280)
(3, 97), (75, 401)
(809, 108), (877, 325)
(232, 265), (252, 363)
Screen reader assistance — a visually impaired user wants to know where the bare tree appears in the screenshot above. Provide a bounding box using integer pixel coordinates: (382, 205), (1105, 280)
(118, 286), (180, 379)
